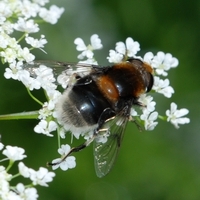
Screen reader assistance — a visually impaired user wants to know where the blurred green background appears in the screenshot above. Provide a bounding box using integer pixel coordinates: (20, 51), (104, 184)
(0, 0), (200, 199)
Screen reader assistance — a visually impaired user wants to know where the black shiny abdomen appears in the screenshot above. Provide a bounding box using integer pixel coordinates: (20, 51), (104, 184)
(68, 76), (112, 125)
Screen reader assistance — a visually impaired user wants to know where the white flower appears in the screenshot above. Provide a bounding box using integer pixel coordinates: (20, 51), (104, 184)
(7, 37), (19, 49)
(2, 146), (26, 161)
(90, 34), (103, 49)
(19, 64), (57, 91)
(116, 37), (140, 57)
(107, 37), (140, 63)
(29, 167), (55, 187)
(1, 21), (14, 34)
(139, 94), (156, 112)
(34, 120), (57, 137)
(25, 34), (47, 52)
(38, 101), (56, 120)
(58, 127), (67, 139)
(0, 142), (4, 150)
(115, 37), (140, 56)
(74, 34), (103, 60)
(20, 1), (39, 19)
(143, 52), (154, 64)
(34, 64), (57, 91)
(22, 1), (40, 18)
(126, 37), (140, 57)
(115, 41), (126, 55)
(17, 47), (35, 62)
(74, 38), (87, 52)
(18, 70), (41, 90)
(0, 2), (12, 18)
(0, 47), (17, 63)
(130, 108), (138, 116)
(0, 166), (12, 181)
(14, 18), (39, 33)
(57, 73), (70, 89)
(39, 5), (65, 24)
(153, 76), (174, 98)
(0, 167), (11, 198)
(0, 34), (8, 48)
(46, 89), (61, 104)
(4, 61), (23, 80)
(149, 51), (179, 76)
(15, 183), (38, 200)
(166, 102), (190, 128)
(140, 110), (158, 130)
(107, 50), (123, 63)
(51, 144), (76, 171)
(19, 162), (55, 187)
(18, 162), (30, 178)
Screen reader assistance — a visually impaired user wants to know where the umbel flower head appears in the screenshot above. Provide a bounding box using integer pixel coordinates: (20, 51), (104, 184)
(0, 142), (55, 200)
(0, 0), (63, 198)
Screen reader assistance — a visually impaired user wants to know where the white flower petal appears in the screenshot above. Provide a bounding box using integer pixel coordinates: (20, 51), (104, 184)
(90, 34), (103, 49)
(115, 42), (126, 55)
(166, 102), (190, 128)
(2, 146), (26, 161)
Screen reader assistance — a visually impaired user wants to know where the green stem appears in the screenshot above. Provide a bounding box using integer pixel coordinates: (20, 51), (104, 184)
(6, 160), (14, 172)
(11, 173), (21, 180)
(158, 115), (167, 121)
(25, 183), (35, 188)
(57, 126), (61, 148)
(0, 158), (9, 162)
(0, 111), (39, 120)
(17, 32), (26, 43)
(27, 88), (43, 106)
(44, 89), (50, 101)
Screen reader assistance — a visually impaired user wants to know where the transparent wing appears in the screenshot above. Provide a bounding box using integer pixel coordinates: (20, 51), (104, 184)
(93, 109), (129, 178)
(22, 60), (104, 87)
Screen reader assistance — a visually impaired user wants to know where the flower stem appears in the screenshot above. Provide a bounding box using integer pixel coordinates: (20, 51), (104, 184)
(27, 88), (43, 106)
(17, 32), (26, 43)
(0, 111), (39, 120)
(57, 126), (61, 148)
(11, 173), (20, 180)
(6, 160), (14, 172)
(158, 115), (167, 121)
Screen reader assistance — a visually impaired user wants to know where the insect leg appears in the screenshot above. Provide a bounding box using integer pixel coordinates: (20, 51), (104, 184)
(129, 115), (143, 132)
(47, 134), (96, 166)
(48, 108), (115, 167)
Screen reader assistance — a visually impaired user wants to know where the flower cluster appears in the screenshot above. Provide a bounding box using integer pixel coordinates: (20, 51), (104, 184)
(1, 0), (64, 136)
(107, 37), (140, 63)
(1, 0), (64, 73)
(0, 0), (63, 197)
(74, 34), (103, 64)
(0, 142), (55, 200)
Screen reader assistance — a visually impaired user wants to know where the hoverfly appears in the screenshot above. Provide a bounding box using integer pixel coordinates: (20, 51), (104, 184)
(23, 58), (154, 177)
